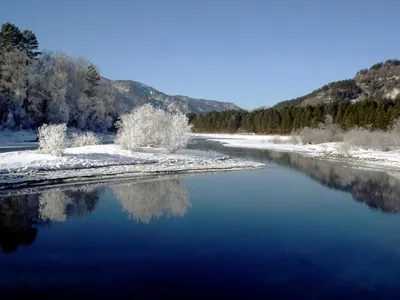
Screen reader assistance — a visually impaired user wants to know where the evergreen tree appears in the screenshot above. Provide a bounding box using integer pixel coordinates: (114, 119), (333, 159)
(0, 22), (22, 54)
(20, 30), (41, 59)
(84, 63), (100, 97)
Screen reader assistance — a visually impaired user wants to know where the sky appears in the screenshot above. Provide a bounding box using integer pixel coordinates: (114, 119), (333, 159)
(1, 0), (400, 109)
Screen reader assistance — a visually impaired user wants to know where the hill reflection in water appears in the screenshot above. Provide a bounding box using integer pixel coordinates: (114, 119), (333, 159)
(190, 140), (400, 213)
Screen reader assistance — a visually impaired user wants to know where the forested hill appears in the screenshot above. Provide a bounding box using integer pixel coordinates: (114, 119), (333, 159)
(189, 60), (400, 134)
(0, 22), (241, 132)
(273, 60), (400, 110)
(103, 78), (241, 115)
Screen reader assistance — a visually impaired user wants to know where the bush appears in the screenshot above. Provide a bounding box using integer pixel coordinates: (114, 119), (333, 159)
(115, 104), (193, 153)
(299, 116), (400, 151)
(161, 112), (193, 152)
(71, 132), (100, 147)
(270, 136), (299, 144)
(115, 104), (163, 151)
(338, 142), (353, 157)
(343, 127), (392, 151)
(271, 136), (283, 144)
(38, 124), (67, 156)
(299, 115), (343, 144)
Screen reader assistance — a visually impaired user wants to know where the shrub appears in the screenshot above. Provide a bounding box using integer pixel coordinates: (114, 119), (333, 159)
(343, 127), (392, 151)
(38, 123), (67, 156)
(71, 132), (100, 147)
(115, 104), (192, 153)
(115, 104), (163, 151)
(299, 115), (344, 144)
(270, 136), (299, 145)
(161, 112), (193, 153)
(271, 136), (283, 144)
(289, 135), (300, 144)
(338, 142), (353, 157)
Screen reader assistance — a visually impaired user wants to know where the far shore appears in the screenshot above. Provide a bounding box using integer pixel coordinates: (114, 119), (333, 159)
(194, 133), (400, 173)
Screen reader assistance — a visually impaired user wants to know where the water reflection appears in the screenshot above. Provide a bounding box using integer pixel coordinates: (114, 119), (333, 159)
(190, 139), (400, 213)
(0, 186), (102, 254)
(0, 194), (39, 254)
(0, 178), (190, 254)
(112, 179), (191, 223)
(261, 151), (400, 213)
(38, 187), (101, 222)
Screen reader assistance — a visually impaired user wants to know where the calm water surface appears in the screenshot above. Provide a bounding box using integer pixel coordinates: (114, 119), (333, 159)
(1, 140), (400, 298)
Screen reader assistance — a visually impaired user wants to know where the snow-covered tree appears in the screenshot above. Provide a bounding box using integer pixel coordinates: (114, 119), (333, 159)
(46, 53), (70, 124)
(115, 104), (192, 152)
(0, 50), (29, 126)
(161, 111), (193, 152)
(115, 104), (162, 151)
(38, 123), (67, 156)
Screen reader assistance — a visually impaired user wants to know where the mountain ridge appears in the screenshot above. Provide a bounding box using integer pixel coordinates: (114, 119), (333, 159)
(273, 59), (400, 110)
(102, 78), (243, 114)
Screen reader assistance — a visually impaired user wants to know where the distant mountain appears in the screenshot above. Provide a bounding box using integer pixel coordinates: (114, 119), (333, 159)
(102, 78), (242, 114)
(273, 59), (400, 110)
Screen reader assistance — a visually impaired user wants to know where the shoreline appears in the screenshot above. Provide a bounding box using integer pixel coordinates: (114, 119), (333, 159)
(0, 144), (264, 190)
(194, 133), (400, 173)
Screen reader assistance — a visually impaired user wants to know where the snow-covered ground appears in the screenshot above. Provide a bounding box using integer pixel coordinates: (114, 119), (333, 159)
(194, 133), (400, 172)
(0, 144), (263, 189)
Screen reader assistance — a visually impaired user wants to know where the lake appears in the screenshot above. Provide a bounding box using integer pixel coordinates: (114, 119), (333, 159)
(1, 139), (400, 298)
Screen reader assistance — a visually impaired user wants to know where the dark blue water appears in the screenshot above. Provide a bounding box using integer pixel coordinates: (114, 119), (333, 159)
(1, 141), (400, 299)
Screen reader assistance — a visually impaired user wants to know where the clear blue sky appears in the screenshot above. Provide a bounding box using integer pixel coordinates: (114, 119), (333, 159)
(2, 0), (400, 109)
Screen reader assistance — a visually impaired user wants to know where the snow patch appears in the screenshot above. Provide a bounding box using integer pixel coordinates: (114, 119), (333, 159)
(0, 144), (263, 188)
(112, 83), (130, 93)
(386, 88), (400, 100)
(194, 133), (400, 172)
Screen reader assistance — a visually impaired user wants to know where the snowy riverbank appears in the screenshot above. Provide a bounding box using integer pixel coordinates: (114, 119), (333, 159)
(194, 133), (400, 172)
(0, 144), (264, 189)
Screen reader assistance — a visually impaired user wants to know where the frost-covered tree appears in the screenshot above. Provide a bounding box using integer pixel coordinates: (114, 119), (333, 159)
(46, 53), (70, 124)
(38, 123), (67, 156)
(115, 104), (163, 151)
(115, 104), (192, 152)
(161, 112), (193, 152)
(0, 50), (29, 126)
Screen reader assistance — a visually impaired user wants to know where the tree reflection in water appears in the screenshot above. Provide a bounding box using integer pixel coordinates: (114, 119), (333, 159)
(112, 178), (191, 224)
(1, 147), (400, 255)
(261, 150), (400, 213)
(0, 186), (102, 254)
(0, 194), (39, 254)
(0, 178), (191, 254)
(190, 140), (400, 213)
(39, 190), (72, 222)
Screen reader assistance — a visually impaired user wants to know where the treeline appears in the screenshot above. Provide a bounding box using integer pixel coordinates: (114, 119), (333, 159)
(191, 99), (400, 133)
(0, 22), (119, 131)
